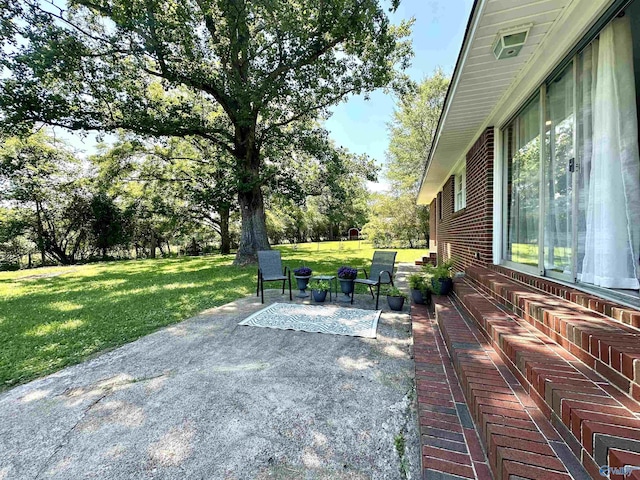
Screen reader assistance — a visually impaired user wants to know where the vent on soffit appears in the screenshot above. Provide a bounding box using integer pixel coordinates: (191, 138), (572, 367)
(492, 24), (533, 60)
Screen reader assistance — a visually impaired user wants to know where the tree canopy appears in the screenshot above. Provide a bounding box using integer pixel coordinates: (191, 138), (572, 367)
(0, 0), (413, 263)
(0, 128), (379, 268)
(363, 70), (449, 248)
(386, 68), (449, 194)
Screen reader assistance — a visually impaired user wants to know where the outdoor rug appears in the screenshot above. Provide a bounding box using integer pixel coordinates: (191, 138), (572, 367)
(239, 303), (381, 338)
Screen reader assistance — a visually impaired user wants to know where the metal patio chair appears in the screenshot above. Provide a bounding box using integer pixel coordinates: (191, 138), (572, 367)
(256, 250), (292, 304)
(352, 251), (397, 309)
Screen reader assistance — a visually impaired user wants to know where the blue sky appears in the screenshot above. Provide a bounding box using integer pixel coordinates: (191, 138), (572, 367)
(61, 0), (474, 187)
(326, 0), (474, 190)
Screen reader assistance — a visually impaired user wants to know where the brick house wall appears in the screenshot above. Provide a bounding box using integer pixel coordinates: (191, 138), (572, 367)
(436, 127), (494, 271)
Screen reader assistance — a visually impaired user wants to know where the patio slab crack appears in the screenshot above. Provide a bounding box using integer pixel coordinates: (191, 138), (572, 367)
(35, 372), (171, 479)
(34, 391), (108, 480)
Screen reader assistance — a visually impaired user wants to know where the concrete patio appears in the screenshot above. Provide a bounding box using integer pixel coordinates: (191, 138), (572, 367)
(0, 282), (420, 479)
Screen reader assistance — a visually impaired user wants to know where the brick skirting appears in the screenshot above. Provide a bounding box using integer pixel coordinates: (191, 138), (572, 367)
(467, 265), (640, 401)
(452, 277), (640, 479)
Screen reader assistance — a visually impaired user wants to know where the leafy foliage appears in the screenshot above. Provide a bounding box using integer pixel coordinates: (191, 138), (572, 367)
(0, 132), (92, 264)
(0, 0), (413, 263)
(387, 68), (449, 193)
(363, 70), (449, 248)
(265, 144), (377, 243)
(308, 279), (330, 292)
(383, 285), (408, 299)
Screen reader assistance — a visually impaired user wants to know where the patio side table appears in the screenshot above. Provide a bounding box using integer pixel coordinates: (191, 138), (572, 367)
(310, 275), (337, 301)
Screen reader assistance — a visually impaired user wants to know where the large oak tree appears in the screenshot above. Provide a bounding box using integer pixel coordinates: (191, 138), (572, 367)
(0, 0), (412, 264)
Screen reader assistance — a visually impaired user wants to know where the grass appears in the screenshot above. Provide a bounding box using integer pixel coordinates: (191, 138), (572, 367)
(508, 243), (572, 268)
(0, 241), (428, 389)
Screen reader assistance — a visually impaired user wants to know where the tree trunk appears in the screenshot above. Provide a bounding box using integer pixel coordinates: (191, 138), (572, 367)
(234, 185), (270, 264)
(219, 205), (231, 255)
(233, 126), (270, 265)
(150, 231), (156, 259)
(35, 201), (46, 265)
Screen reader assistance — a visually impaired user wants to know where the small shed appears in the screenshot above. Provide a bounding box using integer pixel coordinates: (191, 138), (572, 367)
(347, 228), (360, 240)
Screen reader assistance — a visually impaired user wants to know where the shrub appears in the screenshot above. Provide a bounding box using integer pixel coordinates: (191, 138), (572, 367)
(423, 258), (455, 281)
(308, 280), (330, 292)
(408, 273), (429, 293)
(383, 285), (408, 299)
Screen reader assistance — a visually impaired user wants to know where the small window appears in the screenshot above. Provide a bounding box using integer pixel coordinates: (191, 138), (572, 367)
(454, 166), (466, 211)
(438, 192), (443, 220)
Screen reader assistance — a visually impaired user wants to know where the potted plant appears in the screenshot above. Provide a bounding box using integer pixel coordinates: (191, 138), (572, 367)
(384, 286), (408, 311)
(308, 280), (330, 302)
(408, 273), (431, 305)
(424, 259), (454, 296)
(293, 266), (313, 298)
(337, 265), (358, 301)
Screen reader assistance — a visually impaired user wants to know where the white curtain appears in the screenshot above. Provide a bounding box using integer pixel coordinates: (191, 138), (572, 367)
(577, 40), (598, 276)
(580, 16), (640, 289)
(546, 66), (575, 273)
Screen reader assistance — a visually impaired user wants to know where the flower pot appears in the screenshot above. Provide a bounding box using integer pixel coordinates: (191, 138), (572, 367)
(411, 289), (425, 305)
(312, 290), (328, 302)
(294, 275), (311, 298)
(387, 295), (405, 311)
(431, 277), (453, 296)
(338, 278), (354, 301)
(411, 289), (432, 306)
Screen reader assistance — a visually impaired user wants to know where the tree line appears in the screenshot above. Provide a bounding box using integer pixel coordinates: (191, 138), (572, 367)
(364, 70), (449, 248)
(0, 131), (376, 268)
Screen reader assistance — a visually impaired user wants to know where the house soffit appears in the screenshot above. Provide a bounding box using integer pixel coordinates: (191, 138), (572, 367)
(417, 0), (612, 205)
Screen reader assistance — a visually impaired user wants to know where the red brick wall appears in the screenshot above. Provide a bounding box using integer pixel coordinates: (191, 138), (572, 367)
(436, 127), (494, 271)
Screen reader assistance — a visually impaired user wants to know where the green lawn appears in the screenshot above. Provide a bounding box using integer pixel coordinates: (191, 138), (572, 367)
(0, 242), (428, 389)
(508, 243), (572, 269)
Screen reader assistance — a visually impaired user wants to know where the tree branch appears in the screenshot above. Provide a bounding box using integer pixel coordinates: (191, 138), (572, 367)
(260, 86), (358, 140)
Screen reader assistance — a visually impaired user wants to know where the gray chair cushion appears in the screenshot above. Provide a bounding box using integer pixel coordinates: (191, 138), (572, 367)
(262, 275), (287, 281)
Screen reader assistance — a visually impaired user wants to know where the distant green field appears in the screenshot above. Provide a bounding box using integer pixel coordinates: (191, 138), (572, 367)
(0, 242), (428, 389)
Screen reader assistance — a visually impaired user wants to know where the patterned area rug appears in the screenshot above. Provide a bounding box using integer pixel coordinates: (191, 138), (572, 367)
(239, 303), (381, 338)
